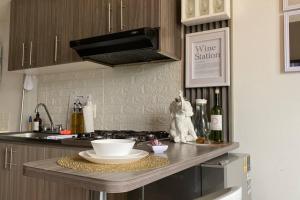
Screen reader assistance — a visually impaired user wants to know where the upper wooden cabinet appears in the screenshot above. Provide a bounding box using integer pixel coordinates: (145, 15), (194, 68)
(8, 0), (181, 71)
(35, 0), (81, 67)
(8, 0), (37, 70)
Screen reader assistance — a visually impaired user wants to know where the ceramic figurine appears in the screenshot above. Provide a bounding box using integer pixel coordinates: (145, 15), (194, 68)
(169, 91), (198, 143)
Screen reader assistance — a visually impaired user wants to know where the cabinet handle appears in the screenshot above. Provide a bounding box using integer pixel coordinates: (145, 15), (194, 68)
(108, 2), (112, 32)
(120, 0), (124, 30)
(4, 147), (8, 169)
(29, 41), (33, 67)
(54, 35), (58, 63)
(9, 147), (17, 170)
(21, 43), (25, 67)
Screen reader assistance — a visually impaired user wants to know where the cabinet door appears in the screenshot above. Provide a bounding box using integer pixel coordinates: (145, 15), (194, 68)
(56, 0), (81, 64)
(43, 147), (89, 200)
(35, 0), (56, 67)
(24, 0), (38, 69)
(118, 0), (160, 31)
(0, 143), (11, 200)
(9, 144), (45, 200)
(73, 0), (110, 40)
(8, 0), (29, 71)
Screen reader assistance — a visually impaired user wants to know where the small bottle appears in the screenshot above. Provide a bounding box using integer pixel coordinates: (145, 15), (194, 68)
(33, 112), (42, 132)
(77, 102), (85, 134)
(210, 89), (224, 143)
(28, 116), (33, 131)
(71, 103), (78, 134)
(194, 99), (209, 139)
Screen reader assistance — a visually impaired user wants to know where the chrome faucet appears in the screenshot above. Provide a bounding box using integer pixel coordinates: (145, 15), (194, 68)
(35, 103), (54, 131)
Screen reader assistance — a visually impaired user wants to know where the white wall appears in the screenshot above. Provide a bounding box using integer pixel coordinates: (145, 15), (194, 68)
(232, 0), (300, 199)
(0, 1), (23, 132)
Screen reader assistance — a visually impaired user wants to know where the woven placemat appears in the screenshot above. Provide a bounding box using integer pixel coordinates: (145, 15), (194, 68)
(57, 155), (169, 173)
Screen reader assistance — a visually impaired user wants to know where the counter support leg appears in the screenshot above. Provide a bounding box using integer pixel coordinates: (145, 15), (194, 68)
(100, 192), (107, 200)
(89, 191), (107, 200)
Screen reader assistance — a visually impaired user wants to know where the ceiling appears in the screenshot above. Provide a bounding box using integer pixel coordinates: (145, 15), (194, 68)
(0, 0), (10, 22)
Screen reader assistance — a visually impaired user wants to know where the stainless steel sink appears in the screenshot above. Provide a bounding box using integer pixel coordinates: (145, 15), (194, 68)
(5, 132), (57, 140)
(8, 132), (45, 138)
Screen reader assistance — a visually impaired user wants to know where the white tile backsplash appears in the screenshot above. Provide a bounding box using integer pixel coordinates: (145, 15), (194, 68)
(37, 61), (182, 132)
(0, 112), (9, 132)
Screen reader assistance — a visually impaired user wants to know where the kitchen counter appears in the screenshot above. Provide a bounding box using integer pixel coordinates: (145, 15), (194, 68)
(23, 142), (239, 194)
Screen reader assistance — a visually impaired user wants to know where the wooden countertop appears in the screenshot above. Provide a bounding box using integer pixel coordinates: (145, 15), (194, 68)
(23, 142), (239, 193)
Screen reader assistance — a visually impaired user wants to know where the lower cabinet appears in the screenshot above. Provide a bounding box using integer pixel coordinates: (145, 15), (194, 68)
(43, 147), (90, 200)
(0, 142), (89, 200)
(0, 143), (11, 200)
(0, 142), (127, 200)
(10, 144), (45, 200)
(0, 143), (45, 200)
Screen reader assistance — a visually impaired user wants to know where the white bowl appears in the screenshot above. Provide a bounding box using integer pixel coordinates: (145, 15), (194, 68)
(151, 145), (168, 154)
(91, 139), (135, 157)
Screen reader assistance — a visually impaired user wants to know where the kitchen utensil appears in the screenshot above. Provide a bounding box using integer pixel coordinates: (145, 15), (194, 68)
(24, 74), (34, 91)
(46, 135), (76, 140)
(83, 96), (94, 133)
(60, 130), (72, 135)
(20, 74), (35, 132)
(91, 139), (135, 157)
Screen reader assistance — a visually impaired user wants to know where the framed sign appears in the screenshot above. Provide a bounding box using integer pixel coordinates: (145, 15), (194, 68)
(185, 28), (230, 88)
(283, 0), (300, 11)
(284, 10), (300, 72)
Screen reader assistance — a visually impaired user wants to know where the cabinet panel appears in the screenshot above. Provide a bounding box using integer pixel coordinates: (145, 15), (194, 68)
(91, 0), (111, 36)
(8, 0), (31, 70)
(44, 147), (89, 200)
(35, 0), (56, 67)
(73, 0), (110, 40)
(58, 0), (81, 64)
(119, 0), (160, 31)
(0, 143), (11, 200)
(24, 0), (38, 68)
(9, 144), (45, 200)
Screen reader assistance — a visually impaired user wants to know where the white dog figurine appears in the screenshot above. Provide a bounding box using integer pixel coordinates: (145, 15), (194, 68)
(169, 91), (198, 143)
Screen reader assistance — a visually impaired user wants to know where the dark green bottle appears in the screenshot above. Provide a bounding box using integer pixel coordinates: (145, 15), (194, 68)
(209, 89), (223, 143)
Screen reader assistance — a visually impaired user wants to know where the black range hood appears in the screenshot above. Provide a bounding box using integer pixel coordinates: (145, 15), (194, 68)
(70, 27), (173, 66)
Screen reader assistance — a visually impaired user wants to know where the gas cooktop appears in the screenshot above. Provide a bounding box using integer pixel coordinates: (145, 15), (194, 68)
(61, 130), (170, 147)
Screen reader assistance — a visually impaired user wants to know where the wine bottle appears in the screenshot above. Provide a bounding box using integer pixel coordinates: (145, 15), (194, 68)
(210, 89), (223, 143)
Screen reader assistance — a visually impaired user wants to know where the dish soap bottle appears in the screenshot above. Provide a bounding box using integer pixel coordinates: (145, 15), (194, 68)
(33, 112), (42, 132)
(210, 89), (223, 143)
(28, 116), (33, 131)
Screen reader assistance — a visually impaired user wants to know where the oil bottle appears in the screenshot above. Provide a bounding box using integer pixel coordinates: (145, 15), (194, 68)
(71, 99), (84, 134)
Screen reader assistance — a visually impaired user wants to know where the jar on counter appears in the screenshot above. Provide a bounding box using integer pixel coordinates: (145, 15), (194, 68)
(194, 99), (209, 139)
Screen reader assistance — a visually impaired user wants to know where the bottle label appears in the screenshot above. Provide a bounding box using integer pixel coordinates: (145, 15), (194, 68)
(211, 115), (222, 131)
(33, 121), (39, 131)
